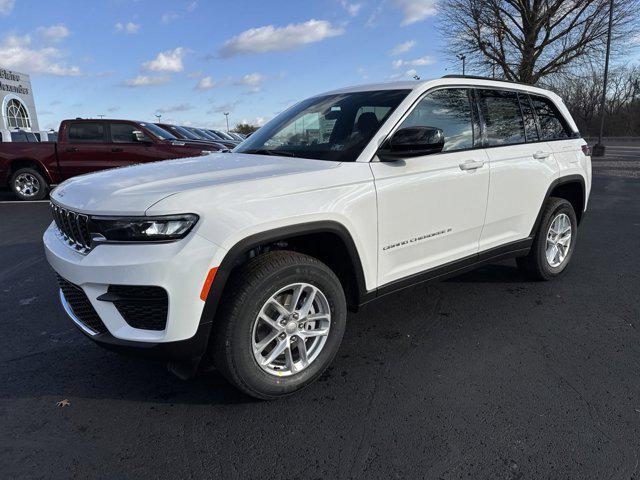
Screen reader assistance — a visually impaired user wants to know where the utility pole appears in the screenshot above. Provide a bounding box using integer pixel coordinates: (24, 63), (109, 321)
(593, 0), (614, 157)
(97, 114), (105, 119)
(224, 112), (230, 132)
(457, 54), (467, 75)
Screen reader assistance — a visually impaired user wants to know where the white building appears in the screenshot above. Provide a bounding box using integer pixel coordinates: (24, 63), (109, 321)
(0, 68), (40, 132)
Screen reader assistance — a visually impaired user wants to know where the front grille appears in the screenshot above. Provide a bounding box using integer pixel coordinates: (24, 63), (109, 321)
(107, 285), (168, 331)
(50, 202), (92, 253)
(56, 275), (107, 334)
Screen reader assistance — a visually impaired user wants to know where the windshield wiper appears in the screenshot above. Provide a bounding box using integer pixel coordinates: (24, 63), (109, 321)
(242, 148), (296, 157)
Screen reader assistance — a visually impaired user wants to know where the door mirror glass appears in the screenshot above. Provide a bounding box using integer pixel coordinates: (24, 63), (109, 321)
(379, 126), (445, 160)
(132, 130), (147, 142)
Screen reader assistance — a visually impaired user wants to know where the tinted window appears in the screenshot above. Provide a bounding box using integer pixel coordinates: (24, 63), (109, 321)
(142, 123), (176, 140)
(478, 90), (526, 146)
(518, 93), (539, 142)
(400, 88), (474, 152)
(110, 123), (149, 143)
(10, 131), (28, 142)
(68, 123), (105, 142)
(530, 95), (570, 140)
(236, 89), (409, 162)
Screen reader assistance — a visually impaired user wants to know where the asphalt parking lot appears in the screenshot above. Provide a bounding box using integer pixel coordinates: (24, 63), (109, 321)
(1, 150), (639, 479)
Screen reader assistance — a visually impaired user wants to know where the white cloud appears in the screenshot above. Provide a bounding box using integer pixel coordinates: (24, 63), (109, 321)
(389, 68), (420, 80)
(37, 24), (70, 42)
(0, 34), (81, 76)
(142, 47), (185, 72)
(156, 103), (193, 114)
(390, 40), (416, 56)
(115, 22), (140, 34)
(235, 73), (264, 87)
(207, 101), (240, 115)
(219, 19), (344, 57)
(0, 0), (15, 16)
(161, 12), (179, 24)
(340, 1), (362, 16)
(392, 55), (435, 68)
(107, 106), (121, 112)
(392, 0), (437, 25)
(124, 75), (171, 87)
(186, 1), (198, 12)
(195, 75), (216, 91)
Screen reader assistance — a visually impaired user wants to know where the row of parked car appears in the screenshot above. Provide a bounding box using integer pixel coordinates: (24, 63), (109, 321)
(0, 118), (249, 200)
(1, 129), (59, 143)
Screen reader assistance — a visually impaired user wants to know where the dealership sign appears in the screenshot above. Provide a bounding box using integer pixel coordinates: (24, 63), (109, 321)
(0, 69), (30, 95)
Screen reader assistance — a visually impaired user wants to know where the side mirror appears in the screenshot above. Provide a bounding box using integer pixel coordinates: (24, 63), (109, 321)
(132, 130), (149, 143)
(379, 126), (445, 161)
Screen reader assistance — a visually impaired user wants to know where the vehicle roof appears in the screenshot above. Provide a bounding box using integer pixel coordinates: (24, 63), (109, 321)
(323, 76), (556, 97)
(61, 118), (149, 124)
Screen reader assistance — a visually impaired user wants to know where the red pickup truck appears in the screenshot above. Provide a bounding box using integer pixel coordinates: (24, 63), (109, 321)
(0, 119), (227, 200)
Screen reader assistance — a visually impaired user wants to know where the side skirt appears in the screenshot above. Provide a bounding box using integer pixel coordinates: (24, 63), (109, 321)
(361, 238), (533, 304)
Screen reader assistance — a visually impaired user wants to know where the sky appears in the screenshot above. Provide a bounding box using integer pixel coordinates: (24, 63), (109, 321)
(0, 0), (452, 131)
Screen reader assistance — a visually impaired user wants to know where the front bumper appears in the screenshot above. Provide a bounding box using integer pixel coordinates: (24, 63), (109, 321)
(44, 222), (226, 354)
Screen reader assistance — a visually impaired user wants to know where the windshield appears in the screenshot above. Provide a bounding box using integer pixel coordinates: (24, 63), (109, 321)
(172, 125), (200, 140)
(142, 122), (177, 140)
(235, 89), (410, 162)
(213, 129), (236, 141)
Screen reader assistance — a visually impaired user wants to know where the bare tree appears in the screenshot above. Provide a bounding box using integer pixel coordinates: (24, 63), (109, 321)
(440, 0), (639, 84)
(544, 63), (640, 136)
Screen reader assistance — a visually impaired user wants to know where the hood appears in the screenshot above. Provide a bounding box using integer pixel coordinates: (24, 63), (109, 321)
(50, 153), (339, 215)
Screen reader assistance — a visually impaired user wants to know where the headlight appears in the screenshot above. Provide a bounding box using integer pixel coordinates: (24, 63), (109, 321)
(200, 150), (213, 156)
(88, 214), (199, 242)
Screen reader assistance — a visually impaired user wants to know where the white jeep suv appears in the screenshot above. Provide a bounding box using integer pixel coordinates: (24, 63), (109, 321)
(44, 76), (591, 399)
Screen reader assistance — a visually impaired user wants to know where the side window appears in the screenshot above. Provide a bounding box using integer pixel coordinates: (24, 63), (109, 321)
(10, 131), (28, 142)
(478, 89), (526, 146)
(400, 88), (475, 152)
(530, 95), (570, 140)
(110, 123), (149, 143)
(518, 93), (539, 142)
(68, 123), (105, 142)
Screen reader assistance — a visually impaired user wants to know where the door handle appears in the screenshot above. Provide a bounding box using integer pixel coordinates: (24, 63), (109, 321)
(111, 148), (124, 152)
(533, 151), (550, 160)
(459, 160), (484, 171)
(65, 147), (78, 152)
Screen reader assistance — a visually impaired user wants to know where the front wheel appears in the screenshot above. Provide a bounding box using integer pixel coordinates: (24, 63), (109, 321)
(212, 251), (347, 399)
(10, 167), (48, 201)
(517, 197), (577, 280)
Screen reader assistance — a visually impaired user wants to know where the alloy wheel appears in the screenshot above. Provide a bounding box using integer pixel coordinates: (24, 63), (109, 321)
(252, 282), (331, 377)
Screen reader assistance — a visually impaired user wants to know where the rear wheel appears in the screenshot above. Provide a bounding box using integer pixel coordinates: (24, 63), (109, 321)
(10, 167), (48, 201)
(212, 251), (347, 399)
(517, 197), (577, 280)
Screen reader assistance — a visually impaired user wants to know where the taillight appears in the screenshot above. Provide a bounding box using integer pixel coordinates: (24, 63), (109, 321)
(581, 144), (592, 157)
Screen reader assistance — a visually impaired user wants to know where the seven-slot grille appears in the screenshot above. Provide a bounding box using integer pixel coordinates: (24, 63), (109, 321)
(50, 202), (92, 253)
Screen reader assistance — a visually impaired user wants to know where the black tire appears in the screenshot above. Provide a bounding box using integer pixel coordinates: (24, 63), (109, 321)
(212, 251), (347, 400)
(10, 167), (48, 201)
(517, 197), (577, 280)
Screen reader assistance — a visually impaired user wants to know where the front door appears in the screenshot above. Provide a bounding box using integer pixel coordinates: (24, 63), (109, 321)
(371, 88), (490, 287)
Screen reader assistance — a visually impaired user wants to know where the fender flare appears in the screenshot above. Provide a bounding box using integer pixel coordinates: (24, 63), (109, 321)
(529, 174), (587, 237)
(198, 220), (369, 327)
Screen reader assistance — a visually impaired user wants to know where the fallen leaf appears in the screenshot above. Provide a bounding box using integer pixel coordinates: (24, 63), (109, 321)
(56, 399), (70, 408)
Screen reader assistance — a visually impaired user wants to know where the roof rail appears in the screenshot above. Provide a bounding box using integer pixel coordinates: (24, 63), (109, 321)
(441, 74), (533, 87)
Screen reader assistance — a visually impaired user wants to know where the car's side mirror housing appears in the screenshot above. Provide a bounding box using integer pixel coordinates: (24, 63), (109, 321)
(132, 130), (152, 144)
(378, 126), (445, 161)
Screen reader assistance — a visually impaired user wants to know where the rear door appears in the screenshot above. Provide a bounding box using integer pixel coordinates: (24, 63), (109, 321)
(57, 122), (113, 179)
(477, 89), (558, 251)
(372, 87), (490, 287)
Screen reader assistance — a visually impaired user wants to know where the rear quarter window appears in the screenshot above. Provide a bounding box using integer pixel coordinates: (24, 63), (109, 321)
(530, 95), (572, 140)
